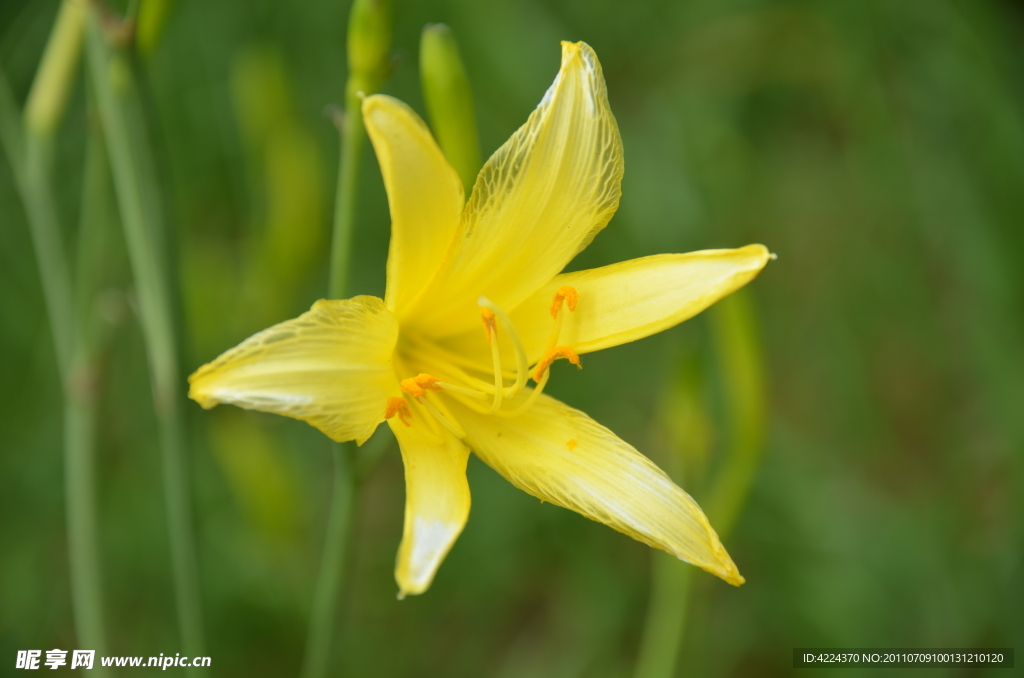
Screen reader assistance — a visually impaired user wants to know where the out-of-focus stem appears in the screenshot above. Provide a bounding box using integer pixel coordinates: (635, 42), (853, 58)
(705, 290), (767, 539)
(633, 366), (702, 678)
(327, 97), (365, 300)
(304, 3), (391, 676)
(301, 446), (356, 678)
(0, 69), (75, 375)
(634, 555), (692, 678)
(327, 0), (391, 300)
(635, 292), (766, 678)
(25, 0), (85, 137)
(84, 10), (205, 659)
(2, 10), (111, 670)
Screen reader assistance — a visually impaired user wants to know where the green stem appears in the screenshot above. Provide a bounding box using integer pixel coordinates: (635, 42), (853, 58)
(2, 55), (111, 678)
(84, 11), (205, 658)
(305, 2), (392, 672)
(327, 94), (366, 300)
(4, 26), (110, 667)
(633, 555), (693, 678)
(64, 354), (108, 663)
(302, 70), (366, 678)
(634, 293), (766, 678)
(301, 445), (356, 678)
(16, 127), (75, 376)
(705, 290), (766, 539)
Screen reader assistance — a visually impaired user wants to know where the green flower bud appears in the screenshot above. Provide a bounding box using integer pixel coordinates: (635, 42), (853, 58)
(347, 0), (392, 94)
(420, 23), (480, 192)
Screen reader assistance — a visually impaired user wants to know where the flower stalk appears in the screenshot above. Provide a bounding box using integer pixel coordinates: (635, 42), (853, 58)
(84, 7), (205, 660)
(1, 3), (111, 672)
(328, 0), (392, 300)
(634, 290), (767, 678)
(303, 2), (392, 677)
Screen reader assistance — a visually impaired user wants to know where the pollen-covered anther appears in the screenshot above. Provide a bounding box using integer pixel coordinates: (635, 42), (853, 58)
(384, 397), (412, 426)
(480, 307), (497, 342)
(549, 286), (580, 318)
(400, 373), (443, 399)
(531, 346), (582, 382)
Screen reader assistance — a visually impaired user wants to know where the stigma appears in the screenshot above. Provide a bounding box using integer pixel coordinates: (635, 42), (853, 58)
(390, 286), (584, 430)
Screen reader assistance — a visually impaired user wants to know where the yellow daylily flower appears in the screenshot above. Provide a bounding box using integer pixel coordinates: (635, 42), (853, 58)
(189, 41), (773, 598)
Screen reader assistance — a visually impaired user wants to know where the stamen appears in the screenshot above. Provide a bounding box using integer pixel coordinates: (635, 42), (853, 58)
(480, 307), (497, 341)
(434, 381), (489, 400)
(384, 397), (412, 426)
(480, 307), (504, 413)
(545, 286), (579, 353)
(421, 394), (466, 438)
(400, 373), (444, 399)
(497, 370), (550, 417)
(531, 346), (582, 382)
(549, 286), (579, 318)
(478, 296), (529, 398)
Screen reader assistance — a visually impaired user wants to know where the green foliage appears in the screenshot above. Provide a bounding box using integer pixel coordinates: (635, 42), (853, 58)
(2, 0), (1022, 676)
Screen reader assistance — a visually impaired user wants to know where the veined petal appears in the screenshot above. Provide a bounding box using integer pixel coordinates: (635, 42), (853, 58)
(188, 296), (398, 445)
(388, 401), (471, 597)
(437, 245), (772, 369)
(514, 245), (773, 361)
(363, 95), (464, 317)
(408, 41), (624, 337)
(452, 393), (743, 585)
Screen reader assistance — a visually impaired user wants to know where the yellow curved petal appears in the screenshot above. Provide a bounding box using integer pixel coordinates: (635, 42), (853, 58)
(388, 400), (471, 597)
(437, 245), (773, 369)
(408, 41), (624, 337)
(515, 245), (774, 361)
(363, 95), (464, 317)
(451, 393), (744, 585)
(188, 296), (398, 445)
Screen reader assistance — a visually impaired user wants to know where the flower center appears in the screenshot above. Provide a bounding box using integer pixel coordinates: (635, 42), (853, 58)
(384, 286), (582, 434)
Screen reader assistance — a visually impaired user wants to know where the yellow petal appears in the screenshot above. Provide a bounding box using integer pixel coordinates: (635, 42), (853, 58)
(188, 296), (398, 445)
(437, 245), (773, 369)
(388, 400), (471, 597)
(515, 245), (774, 361)
(408, 41), (624, 337)
(363, 95), (464, 317)
(451, 393), (744, 585)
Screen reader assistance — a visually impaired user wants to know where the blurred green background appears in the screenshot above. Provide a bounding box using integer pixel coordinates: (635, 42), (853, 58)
(2, 0), (1022, 676)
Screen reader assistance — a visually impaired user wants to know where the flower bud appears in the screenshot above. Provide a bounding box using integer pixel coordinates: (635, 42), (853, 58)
(347, 0), (392, 94)
(420, 23), (480, 192)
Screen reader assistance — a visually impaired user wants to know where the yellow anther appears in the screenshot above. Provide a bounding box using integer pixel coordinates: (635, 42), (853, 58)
(400, 373), (443, 399)
(566, 439), (578, 450)
(480, 307), (497, 342)
(550, 286), (579, 318)
(384, 397), (412, 426)
(531, 346), (582, 382)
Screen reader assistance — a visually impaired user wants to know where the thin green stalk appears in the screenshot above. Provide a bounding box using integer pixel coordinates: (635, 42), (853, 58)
(2, 8), (111, 671)
(301, 445), (356, 678)
(635, 293), (766, 678)
(633, 556), (692, 678)
(705, 290), (767, 539)
(84, 10), (205, 659)
(327, 99), (365, 300)
(304, 3), (391, 676)
(633, 360), (704, 678)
